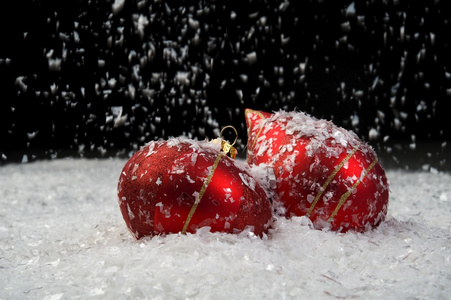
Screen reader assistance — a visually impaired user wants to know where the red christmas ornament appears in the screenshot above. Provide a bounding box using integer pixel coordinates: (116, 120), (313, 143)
(117, 131), (272, 239)
(245, 109), (389, 232)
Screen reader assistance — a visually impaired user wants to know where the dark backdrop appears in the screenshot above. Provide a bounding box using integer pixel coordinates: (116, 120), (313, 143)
(1, 0), (450, 170)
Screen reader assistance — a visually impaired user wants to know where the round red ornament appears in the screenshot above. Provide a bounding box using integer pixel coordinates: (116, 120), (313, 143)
(245, 109), (389, 232)
(117, 136), (272, 239)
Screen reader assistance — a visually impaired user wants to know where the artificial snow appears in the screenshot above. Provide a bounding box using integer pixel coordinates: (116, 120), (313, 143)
(1, 158), (450, 299)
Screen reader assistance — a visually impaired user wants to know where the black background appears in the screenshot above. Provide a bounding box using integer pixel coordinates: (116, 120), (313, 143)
(1, 0), (450, 170)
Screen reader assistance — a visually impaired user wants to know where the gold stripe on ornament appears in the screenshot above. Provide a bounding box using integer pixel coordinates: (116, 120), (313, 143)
(327, 156), (378, 222)
(245, 109), (266, 151)
(181, 153), (224, 234)
(306, 146), (359, 217)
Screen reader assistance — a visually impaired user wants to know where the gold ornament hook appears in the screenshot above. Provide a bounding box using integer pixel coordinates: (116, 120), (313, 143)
(219, 125), (238, 159)
(220, 125), (238, 146)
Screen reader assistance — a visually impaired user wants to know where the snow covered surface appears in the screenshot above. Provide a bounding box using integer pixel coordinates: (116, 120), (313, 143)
(1, 158), (450, 299)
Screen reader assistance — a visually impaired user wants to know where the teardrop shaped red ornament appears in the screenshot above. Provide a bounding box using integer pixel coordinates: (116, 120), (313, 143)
(245, 109), (389, 232)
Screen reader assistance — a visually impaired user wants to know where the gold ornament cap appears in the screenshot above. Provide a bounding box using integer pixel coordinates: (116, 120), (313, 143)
(211, 125), (238, 159)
